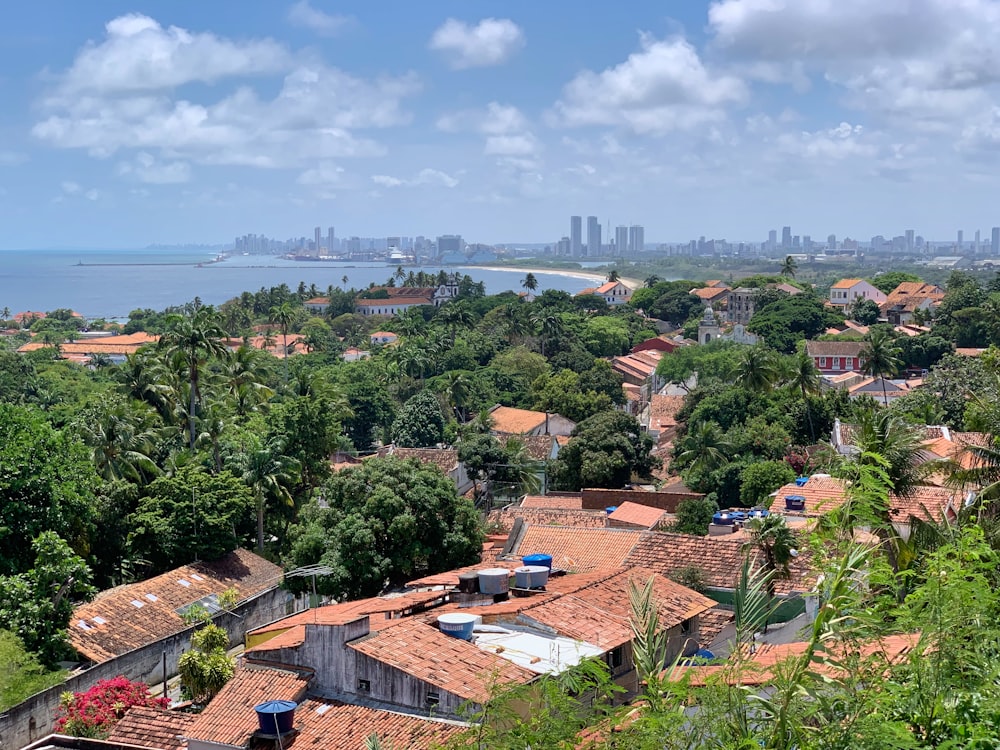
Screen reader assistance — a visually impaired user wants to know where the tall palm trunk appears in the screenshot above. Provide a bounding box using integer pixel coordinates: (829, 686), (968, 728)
(188, 358), (198, 450)
(256, 491), (265, 553)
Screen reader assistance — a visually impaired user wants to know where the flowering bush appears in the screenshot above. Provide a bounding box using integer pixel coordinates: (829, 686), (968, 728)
(54, 676), (169, 738)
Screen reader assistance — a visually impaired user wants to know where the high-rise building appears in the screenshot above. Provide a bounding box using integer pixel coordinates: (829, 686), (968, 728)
(768, 230), (777, 253)
(327, 227), (335, 254)
(975, 229), (982, 255)
(587, 216), (601, 257)
(628, 225), (644, 255)
(570, 216), (582, 257)
(387, 236), (401, 252)
(828, 234), (837, 249)
(314, 226), (322, 255)
(958, 230), (964, 249)
(992, 227), (999, 256)
(437, 235), (463, 256)
(905, 229), (914, 253)
(782, 226), (792, 249)
(556, 236), (571, 256)
(615, 226), (628, 256)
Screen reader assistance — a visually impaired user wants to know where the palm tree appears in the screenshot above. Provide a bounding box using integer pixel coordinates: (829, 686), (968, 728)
(521, 273), (538, 293)
(268, 302), (297, 383)
(735, 345), (779, 393)
(745, 514), (797, 632)
(437, 303), (474, 347)
(499, 303), (529, 345)
(394, 265), (406, 283)
(607, 270), (621, 282)
(502, 437), (543, 497)
(196, 401), (228, 473)
(677, 421), (731, 475)
(441, 371), (470, 421)
(787, 350), (821, 440)
(530, 311), (564, 358)
(341, 274), (349, 286)
(0, 306), (9, 322)
(854, 408), (930, 500)
(159, 308), (229, 450)
(862, 327), (903, 406)
(780, 255), (798, 278)
(644, 275), (662, 288)
(232, 437), (300, 552)
(78, 399), (161, 484)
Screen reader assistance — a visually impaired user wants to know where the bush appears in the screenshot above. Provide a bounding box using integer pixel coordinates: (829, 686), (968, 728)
(55, 676), (168, 738)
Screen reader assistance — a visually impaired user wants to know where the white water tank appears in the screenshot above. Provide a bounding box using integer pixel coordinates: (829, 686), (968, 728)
(477, 568), (510, 595)
(514, 565), (549, 589)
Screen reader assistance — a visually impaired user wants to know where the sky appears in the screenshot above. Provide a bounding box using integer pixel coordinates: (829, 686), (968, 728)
(2, 0), (1000, 248)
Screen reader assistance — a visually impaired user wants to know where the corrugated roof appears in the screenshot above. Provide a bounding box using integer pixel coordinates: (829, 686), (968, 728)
(349, 619), (534, 703)
(70, 549), (282, 663)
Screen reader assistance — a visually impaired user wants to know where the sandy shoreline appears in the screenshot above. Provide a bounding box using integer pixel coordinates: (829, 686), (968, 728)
(466, 265), (643, 289)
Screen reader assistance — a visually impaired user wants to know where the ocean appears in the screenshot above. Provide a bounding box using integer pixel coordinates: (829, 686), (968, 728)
(0, 249), (602, 319)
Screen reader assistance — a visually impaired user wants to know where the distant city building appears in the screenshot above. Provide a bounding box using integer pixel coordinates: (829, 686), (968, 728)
(768, 229), (777, 253)
(587, 216), (601, 257)
(782, 226), (792, 249)
(437, 235), (463, 257)
(556, 236), (571, 256)
(615, 226), (628, 257)
(957, 229), (964, 249)
(992, 227), (999, 256)
(327, 226), (335, 254)
(629, 225), (644, 254)
(570, 216), (582, 257)
(975, 229), (982, 255)
(828, 234), (837, 249)
(314, 227), (321, 255)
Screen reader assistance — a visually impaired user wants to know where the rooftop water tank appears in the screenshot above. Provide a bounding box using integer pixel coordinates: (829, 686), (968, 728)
(712, 511), (736, 526)
(254, 700), (297, 737)
(514, 565), (550, 590)
(522, 554), (553, 570)
(747, 508), (770, 520)
(478, 568), (511, 595)
(785, 494), (807, 511)
(605, 506), (617, 515)
(457, 571), (479, 594)
(795, 476), (809, 487)
(438, 613), (478, 640)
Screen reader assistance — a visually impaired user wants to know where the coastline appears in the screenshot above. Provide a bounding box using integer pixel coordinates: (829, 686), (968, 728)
(462, 265), (643, 289)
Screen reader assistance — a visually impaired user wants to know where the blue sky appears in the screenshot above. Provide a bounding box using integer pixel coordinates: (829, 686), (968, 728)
(2, 0), (1000, 248)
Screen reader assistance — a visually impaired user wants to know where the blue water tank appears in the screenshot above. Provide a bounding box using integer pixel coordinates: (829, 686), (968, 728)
(254, 700), (297, 736)
(438, 613), (477, 640)
(795, 476), (809, 487)
(695, 648), (715, 660)
(785, 494), (807, 511)
(712, 511), (736, 526)
(522, 554), (553, 570)
(605, 506), (617, 515)
(747, 508), (770, 520)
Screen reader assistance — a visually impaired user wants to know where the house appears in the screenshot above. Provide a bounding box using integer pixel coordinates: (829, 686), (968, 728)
(804, 340), (866, 375)
(354, 279), (460, 317)
(631, 334), (682, 354)
(488, 405), (576, 437)
(303, 296), (329, 312)
(370, 330), (399, 345)
(642, 394), (685, 443)
(611, 350), (664, 396)
(879, 281), (945, 325)
(828, 278), (886, 307)
(606, 502), (668, 529)
(341, 346), (370, 362)
(689, 285), (730, 306)
(846, 376), (915, 404)
(576, 280), (633, 306)
(17, 332), (159, 364)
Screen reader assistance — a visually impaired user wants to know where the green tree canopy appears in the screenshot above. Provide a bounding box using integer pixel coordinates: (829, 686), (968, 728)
(391, 390), (446, 447)
(552, 412), (657, 490)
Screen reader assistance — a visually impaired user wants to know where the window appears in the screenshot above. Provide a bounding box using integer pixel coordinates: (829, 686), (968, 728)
(357, 679), (370, 692)
(820, 357), (827, 368)
(607, 646), (624, 670)
(681, 617), (694, 635)
(425, 692), (440, 707)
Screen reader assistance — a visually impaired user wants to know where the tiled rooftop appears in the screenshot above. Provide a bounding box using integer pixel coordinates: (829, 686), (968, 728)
(385, 447), (459, 473)
(488, 405), (552, 434)
(185, 667), (310, 747)
(507, 526), (647, 571)
(519, 494), (584, 510)
(487, 507), (607, 532)
(607, 502), (667, 529)
(771, 477), (849, 517)
(496, 433), (557, 461)
(262, 697), (463, 749)
(70, 549), (282, 663)
(890, 486), (959, 523)
(350, 618), (535, 703)
(106, 706), (195, 750)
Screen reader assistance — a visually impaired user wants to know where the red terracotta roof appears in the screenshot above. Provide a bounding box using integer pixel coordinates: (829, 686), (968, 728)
(407, 559), (524, 588)
(690, 286), (729, 300)
(488, 405), (549, 434)
(185, 667), (310, 746)
(349, 619), (534, 703)
(70, 549), (282, 663)
(648, 395), (685, 431)
(607, 502), (666, 529)
(771, 477), (849, 517)
(698, 606), (734, 647)
(508, 526), (646, 571)
(271, 697), (463, 749)
(107, 706), (195, 750)
(519, 494), (584, 510)
(385, 447), (459, 473)
(890, 486), (958, 523)
(488, 507), (607, 532)
(355, 296), (433, 306)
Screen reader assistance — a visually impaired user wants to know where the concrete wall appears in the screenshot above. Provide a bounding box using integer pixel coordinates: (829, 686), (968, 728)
(0, 587), (290, 750)
(581, 488), (702, 513)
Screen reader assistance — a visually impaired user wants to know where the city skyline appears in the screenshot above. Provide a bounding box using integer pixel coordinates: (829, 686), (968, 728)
(5, 2), (1000, 247)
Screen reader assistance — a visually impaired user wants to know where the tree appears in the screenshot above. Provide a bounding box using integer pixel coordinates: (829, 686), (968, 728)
(869, 271), (921, 295)
(745, 513), (797, 631)
(748, 293), (834, 353)
(552, 412), (657, 490)
(178, 623), (235, 705)
(0, 532), (95, 666)
(75, 396), (160, 484)
(230, 436), (300, 552)
(0, 631), (66, 711)
(296, 457), (483, 599)
(644, 275), (662, 288)
(734, 345), (780, 393)
(128, 468), (255, 574)
(607, 270), (621, 282)
(780, 255), (797, 278)
(787, 349), (821, 440)
(159, 308), (229, 450)
(55, 676), (169, 739)
(343, 375), (395, 450)
(863, 327), (903, 406)
(672, 497), (718, 535)
(391, 390), (446, 447)
(677, 421), (731, 475)
(269, 301), (297, 382)
(740, 460), (795, 506)
(849, 296), (880, 325)
(521, 273), (538, 292)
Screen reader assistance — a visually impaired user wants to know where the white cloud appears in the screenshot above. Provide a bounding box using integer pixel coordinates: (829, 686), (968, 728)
(85, 189), (100, 201)
(429, 18), (525, 69)
(297, 161), (345, 186)
(118, 151), (191, 183)
(371, 168), (459, 188)
(61, 181), (81, 194)
(50, 14), (289, 96)
(772, 122), (877, 162)
(437, 102), (528, 134)
(32, 16), (420, 172)
(287, 1), (350, 37)
(484, 134), (538, 156)
(550, 34), (747, 133)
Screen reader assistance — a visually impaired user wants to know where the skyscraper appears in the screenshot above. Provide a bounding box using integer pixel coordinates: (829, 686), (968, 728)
(768, 230), (777, 253)
(958, 230), (964, 249)
(587, 216), (601, 257)
(314, 226), (322, 254)
(992, 227), (999, 256)
(905, 229), (914, 253)
(628, 225), (644, 255)
(781, 226), (792, 249)
(976, 229), (982, 255)
(326, 227), (335, 254)
(615, 226), (628, 256)
(570, 216), (582, 257)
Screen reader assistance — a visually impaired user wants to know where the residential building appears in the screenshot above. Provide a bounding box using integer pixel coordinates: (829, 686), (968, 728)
(354, 277), (460, 317)
(303, 296), (329, 312)
(690, 284), (730, 306)
(631, 334), (682, 354)
(587, 216), (601, 256)
(369, 330), (399, 345)
(828, 278), (886, 307)
(726, 287), (757, 325)
(488, 405), (576, 437)
(629, 225), (644, 254)
(879, 281), (945, 325)
(570, 215), (582, 257)
(805, 340), (866, 374)
(16, 332), (159, 365)
(615, 225), (628, 256)
(575, 280), (632, 306)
